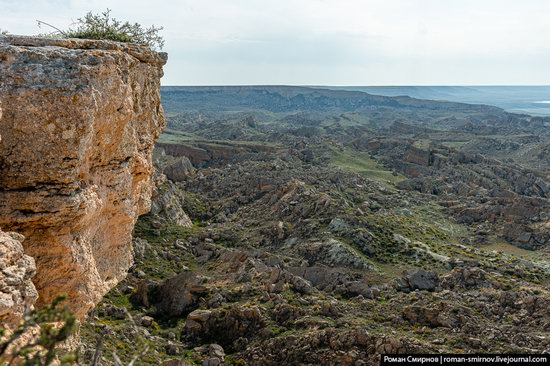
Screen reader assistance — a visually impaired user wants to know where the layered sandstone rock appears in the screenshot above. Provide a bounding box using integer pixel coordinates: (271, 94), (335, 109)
(0, 36), (167, 317)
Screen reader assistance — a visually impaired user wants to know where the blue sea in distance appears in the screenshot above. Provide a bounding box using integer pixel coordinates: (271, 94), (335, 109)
(327, 86), (550, 116)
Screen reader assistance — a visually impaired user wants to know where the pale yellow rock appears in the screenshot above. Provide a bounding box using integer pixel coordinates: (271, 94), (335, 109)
(0, 36), (167, 318)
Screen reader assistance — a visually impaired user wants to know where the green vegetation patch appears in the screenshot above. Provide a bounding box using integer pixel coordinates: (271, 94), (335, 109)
(328, 146), (405, 185)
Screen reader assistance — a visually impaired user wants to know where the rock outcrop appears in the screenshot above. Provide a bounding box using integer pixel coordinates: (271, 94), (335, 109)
(0, 36), (167, 317)
(0, 230), (37, 328)
(150, 171), (193, 227)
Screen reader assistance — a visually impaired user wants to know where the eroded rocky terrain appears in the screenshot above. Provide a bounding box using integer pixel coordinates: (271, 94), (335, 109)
(79, 87), (549, 365)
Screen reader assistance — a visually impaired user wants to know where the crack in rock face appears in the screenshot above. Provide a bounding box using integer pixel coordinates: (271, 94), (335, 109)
(0, 36), (167, 318)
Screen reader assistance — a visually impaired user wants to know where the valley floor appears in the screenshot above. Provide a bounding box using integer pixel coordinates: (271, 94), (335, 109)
(80, 86), (550, 365)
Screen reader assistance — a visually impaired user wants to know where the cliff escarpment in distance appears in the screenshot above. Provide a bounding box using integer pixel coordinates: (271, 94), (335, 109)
(0, 36), (167, 318)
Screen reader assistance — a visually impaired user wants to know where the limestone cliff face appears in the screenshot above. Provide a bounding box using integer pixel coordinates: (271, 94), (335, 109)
(0, 36), (167, 318)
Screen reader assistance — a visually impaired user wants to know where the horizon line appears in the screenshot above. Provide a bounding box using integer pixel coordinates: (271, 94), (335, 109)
(160, 84), (550, 87)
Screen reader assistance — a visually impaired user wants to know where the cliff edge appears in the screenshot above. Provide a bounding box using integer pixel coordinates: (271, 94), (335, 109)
(0, 36), (167, 318)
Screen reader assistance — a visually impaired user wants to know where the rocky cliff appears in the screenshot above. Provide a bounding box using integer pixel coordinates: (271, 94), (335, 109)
(0, 36), (167, 318)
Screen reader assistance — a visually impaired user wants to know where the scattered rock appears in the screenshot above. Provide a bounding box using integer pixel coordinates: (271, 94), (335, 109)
(141, 315), (155, 327)
(163, 359), (192, 366)
(183, 306), (265, 349)
(133, 238), (150, 259)
(440, 267), (489, 289)
(166, 342), (181, 356)
(104, 305), (127, 320)
(402, 303), (451, 327)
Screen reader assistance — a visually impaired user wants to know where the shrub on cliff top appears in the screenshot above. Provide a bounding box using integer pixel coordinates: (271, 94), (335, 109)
(38, 9), (164, 50)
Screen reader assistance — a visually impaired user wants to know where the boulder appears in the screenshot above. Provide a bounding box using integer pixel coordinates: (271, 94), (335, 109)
(398, 269), (439, 292)
(156, 271), (208, 317)
(141, 315), (155, 327)
(200, 344), (225, 366)
(163, 157), (195, 182)
(133, 238), (150, 259)
(183, 305), (265, 349)
(151, 172), (193, 227)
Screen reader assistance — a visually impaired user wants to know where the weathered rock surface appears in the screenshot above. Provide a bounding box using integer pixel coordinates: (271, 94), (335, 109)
(183, 305), (266, 349)
(156, 271), (208, 317)
(396, 269), (439, 292)
(0, 230), (37, 328)
(150, 171), (193, 227)
(242, 328), (411, 366)
(163, 156), (195, 182)
(0, 36), (167, 317)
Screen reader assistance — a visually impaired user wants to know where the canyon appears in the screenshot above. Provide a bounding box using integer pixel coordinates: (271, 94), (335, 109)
(80, 87), (548, 365)
(0, 41), (548, 365)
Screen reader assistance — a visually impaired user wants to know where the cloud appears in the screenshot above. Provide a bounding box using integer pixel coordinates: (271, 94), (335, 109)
(1, 0), (550, 84)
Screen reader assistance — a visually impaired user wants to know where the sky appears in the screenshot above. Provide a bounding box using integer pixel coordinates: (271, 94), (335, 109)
(1, 0), (550, 85)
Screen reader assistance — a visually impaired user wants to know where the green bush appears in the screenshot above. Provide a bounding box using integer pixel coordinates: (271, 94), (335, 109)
(38, 9), (164, 50)
(0, 295), (77, 366)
